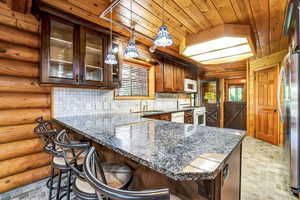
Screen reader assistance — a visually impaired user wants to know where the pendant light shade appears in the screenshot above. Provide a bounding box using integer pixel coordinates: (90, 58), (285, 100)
(124, 0), (139, 58)
(153, 0), (173, 47)
(154, 25), (173, 47)
(104, 7), (118, 65)
(105, 52), (118, 65)
(124, 40), (139, 58)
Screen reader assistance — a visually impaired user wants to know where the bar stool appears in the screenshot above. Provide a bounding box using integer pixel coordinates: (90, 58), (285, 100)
(84, 147), (182, 200)
(34, 117), (70, 200)
(55, 130), (133, 200)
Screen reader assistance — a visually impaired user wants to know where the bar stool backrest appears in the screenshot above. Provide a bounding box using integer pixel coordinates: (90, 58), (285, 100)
(54, 129), (91, 178)
(84, 147), (170, 200)
(34, 117), (59, 155)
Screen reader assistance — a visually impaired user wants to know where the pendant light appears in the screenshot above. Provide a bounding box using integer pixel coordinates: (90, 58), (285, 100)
(105, 7), (118, 65)
(124, 0), (139, 58)
(154, 0), (173, 47)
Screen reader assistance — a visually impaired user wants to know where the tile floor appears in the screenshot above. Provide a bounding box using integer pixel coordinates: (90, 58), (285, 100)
(241, 137), (297, 200)
(0, 136), (298, 200)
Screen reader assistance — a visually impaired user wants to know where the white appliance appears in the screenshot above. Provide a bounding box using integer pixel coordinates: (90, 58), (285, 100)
(171, 112), (185, 123)
(184, 79), (197, 93)
(194, 107), (206, 126)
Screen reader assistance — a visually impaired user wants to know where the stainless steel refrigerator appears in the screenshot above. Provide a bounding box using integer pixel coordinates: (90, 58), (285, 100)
(279, 53), (300, 195)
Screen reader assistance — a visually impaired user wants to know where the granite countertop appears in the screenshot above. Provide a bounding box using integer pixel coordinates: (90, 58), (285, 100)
(54, 113), (246, 181)
(137, 107), (198, 116)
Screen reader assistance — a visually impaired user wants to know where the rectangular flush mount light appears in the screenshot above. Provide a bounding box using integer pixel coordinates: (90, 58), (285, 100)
(181, 24), (255, 65)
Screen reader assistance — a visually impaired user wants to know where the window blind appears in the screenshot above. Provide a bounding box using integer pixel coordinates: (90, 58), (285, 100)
(117, 64), (148, 96)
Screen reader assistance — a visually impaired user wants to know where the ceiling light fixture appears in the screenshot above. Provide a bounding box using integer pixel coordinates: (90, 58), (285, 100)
(154, 0), (173, 47)
(124, 0), (139, 58)
(104, 7), (118, 65)
(181, 24), (255, 64)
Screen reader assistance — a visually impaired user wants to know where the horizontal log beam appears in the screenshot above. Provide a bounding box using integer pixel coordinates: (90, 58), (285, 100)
(0, 138), (44, 161)
(7, 0), (31, 14)
(0, 7), (39, 33)
(0, 24), (39, 48)
(0, 40), (38, 62)
(0, 108), (50, 126)
(0, 58), (38, 77)
(0, 165), (50, 193)
(0, 76), (50, 93)
(0, 93), (50, 109)
(0, 152), (51, 179)
(0, 123), (39, 144)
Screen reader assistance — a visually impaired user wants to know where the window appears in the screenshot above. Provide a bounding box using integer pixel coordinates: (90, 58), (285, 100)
(203, 81), (218, 104)
(115, 60), (155, 100)
(228, 85), (244, 102)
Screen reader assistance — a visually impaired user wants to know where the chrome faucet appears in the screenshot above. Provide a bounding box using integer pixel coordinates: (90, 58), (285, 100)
(143, 105), (148, 111)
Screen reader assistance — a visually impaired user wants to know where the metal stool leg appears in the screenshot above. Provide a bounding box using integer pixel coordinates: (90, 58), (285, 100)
(56, 170), (62, 200)
(66, 169), (72, 200)
(48, 164), (55, 200)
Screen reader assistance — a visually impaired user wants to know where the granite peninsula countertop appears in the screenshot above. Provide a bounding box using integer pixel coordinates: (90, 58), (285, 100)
(136, 107), (197, 116)
(54, 113), (246, 181)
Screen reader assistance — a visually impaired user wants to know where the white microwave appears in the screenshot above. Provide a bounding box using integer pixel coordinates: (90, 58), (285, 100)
(184, 79), (197, 93)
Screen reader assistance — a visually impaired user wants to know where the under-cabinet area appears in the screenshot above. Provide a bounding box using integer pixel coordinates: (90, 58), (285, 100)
(0, 1), (298, 200)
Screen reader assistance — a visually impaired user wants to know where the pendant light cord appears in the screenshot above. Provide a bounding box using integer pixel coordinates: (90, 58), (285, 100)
(110, 7), (113, 51)
(162, 0), (164, 25)
(131, 0), (133, 38)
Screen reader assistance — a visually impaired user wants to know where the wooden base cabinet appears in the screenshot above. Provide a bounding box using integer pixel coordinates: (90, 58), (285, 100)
(40, 13), (121, 88)
(184, 110), (193, 124)
(144, 113), (171, 121)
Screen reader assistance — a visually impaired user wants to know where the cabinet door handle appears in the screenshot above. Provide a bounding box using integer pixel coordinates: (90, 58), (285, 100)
(75, 74), (79, 83)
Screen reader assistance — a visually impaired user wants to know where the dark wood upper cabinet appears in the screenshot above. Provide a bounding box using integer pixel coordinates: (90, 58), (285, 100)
(40, 13), (120, 88)
(40, 14), (79, 85)
(155, 59), (186, 93)
(163, 61), (174, 92)
(173, 65), (184, 92)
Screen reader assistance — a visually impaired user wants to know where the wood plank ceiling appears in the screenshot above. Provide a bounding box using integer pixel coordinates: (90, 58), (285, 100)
(42, 0), (289, 73)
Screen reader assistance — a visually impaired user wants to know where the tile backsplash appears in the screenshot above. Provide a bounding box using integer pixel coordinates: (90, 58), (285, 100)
(53, 87), (190, 117)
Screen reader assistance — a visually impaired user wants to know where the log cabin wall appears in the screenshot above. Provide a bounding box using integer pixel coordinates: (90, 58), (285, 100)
(247, 49), (287, 146)
(0, 2), (51, 193)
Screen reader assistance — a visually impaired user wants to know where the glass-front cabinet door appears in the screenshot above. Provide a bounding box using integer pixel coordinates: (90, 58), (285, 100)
(80, 28), (107, 86)
(40, 13), (120, 88)
(41, 15), (78, 84)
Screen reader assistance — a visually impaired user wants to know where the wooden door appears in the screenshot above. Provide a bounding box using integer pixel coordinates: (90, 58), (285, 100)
(224, 102), (247, 130)
(163, 61), (174, 92)
(201, 79), (220, 127)
(255, 67), (278, 145)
